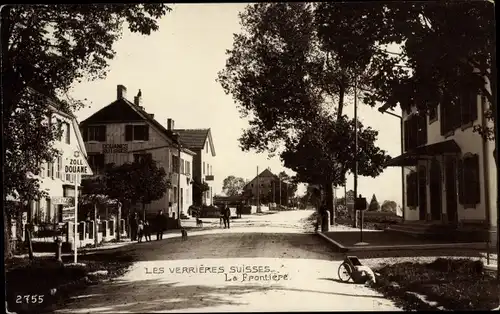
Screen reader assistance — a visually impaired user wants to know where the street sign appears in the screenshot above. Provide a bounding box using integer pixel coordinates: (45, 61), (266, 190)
(355, 197), (368, 211)
(64, 150), (93, 176)
(52, 197), (74, 205)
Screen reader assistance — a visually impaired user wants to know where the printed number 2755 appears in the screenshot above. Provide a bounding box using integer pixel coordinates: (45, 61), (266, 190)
(16, 295), (44, 304)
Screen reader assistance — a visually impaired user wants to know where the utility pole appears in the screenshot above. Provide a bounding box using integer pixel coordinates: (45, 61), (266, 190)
(279, 174), (282, 206)
(353, 79), (359, 229)
(256, 166), (260, 212)
(175, 133), (182, 228)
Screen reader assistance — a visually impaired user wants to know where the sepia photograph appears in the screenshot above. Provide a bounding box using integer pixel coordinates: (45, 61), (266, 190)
(2, 1), (498, 313)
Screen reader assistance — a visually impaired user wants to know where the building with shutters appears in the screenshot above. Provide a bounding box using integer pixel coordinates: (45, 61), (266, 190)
(172, 127), (216, 206)
(381, 90), (497, 244)
(79, 85), (196, 219)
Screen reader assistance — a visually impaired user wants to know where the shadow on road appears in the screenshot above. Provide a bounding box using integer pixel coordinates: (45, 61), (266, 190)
(59, 276), (386, 313)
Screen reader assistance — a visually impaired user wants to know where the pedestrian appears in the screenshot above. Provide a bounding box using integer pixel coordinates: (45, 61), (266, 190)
(156, 209), (166, 240)
(137, 220), (144, 243)
(130, 212), (138, 241)
(224, 205), (231, 229)
(237, 204), (242, 218)
(219, 205), (225, 228)
(144, 220), (152, 242)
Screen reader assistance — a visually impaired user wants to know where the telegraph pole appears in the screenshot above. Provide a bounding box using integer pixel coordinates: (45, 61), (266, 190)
(256, 166), (260, 212)
(279, 174), (282, 206)
(354, 79), (359, 229)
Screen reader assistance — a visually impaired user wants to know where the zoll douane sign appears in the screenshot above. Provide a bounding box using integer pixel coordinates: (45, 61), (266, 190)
(65, 151), (93, 176)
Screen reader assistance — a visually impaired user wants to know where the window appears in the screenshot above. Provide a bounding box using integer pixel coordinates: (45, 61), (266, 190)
(133, 153), (152, 163)
(406, 172), (419, 207)
(404, 113), (427, 151)
(125, 125), (149, 141)
(186, 161), (191, 176)
(428, 105), (438, 123)
(206, 143), (208, 154)
(39, 162), (45, 178)
(56, 156), (62, 179)
(458, 154), (480, 206)
(65, 122), (71, 144)
(203, 162), (205, 175)
(173, 187), (178, 203)
(459, 90), (478, 127)
(180, 158), (185, 174)
(172, 155), (179, 173)
(84, 125), (106, 142)
(89, 154), (105, 173)
(47, 162), (54, 178)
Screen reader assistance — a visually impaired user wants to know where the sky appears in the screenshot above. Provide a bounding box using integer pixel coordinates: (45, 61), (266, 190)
(69, 3), (403, 206)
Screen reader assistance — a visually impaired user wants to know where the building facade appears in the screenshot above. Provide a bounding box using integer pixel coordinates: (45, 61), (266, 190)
(242, 168), (278, 205)
(174, 127), (216, 206)
(383, 89), (497, 242)
(80, 85), (195, 219)
(29, 96), (89, 225)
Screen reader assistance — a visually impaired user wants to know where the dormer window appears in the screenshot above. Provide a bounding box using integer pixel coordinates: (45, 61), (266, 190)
(125, 124), (149, 141)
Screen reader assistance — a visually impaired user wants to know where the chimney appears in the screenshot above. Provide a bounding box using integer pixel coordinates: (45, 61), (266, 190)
(167, 118), (174, 131)
(117, 85), (127, 100)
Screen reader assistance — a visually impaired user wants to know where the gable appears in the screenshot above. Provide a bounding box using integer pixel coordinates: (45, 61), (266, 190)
(81, 99), (144, 124)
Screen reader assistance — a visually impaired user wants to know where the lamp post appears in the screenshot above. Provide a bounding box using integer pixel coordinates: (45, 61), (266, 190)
(378, 106), (405, 222)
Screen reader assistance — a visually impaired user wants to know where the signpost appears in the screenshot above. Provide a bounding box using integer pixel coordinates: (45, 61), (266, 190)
(354, 194), (368, 246)
(64, 150), (93, 264)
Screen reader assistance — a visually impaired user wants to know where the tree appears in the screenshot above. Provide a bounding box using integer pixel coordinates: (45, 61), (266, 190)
(281, 113), (389, 219)
(381, 200), (398, 214)
(273, 172), (298, 206)
(217, 3), (390, 225)
(131, 156), (169, 221)
(2, 4), (171, 257)
(104, 163), (137, 241)
(222, 175), (247, 196)
(81, 175), (113, 247)
(368, 194), (381, 211)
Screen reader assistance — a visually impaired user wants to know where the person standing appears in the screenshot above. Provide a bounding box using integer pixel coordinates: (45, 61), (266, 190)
(144, 220), (152, 242)
(219, 205), (225, 228)
(156, 210), (166, 240)
(137, 220), (144, 243)
(130, 212), (138, 241)
(224, 205), (231, 229)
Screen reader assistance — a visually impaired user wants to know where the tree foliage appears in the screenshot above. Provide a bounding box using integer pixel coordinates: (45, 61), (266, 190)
(3, 4), (170, 256)
(281, 114), (390, 187)
(381, 200), (398, 214)
(131, 156), (169, 208)
(368, 194), (380, 211)
(222, 175), (247, 196)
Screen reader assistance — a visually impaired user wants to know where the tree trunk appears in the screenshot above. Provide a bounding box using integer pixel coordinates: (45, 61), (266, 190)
(142, 202), (146, 222)
(4, 209), (12, 260)
(25, 200), (34, 260)
(116, 202), (122, 241)
(324, 183), (334, 225)
(337, 86), (345, 118)
(94, 203), (98, 248)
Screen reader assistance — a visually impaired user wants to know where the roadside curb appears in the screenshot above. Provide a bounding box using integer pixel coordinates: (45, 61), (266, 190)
(316, 231), (487, 252)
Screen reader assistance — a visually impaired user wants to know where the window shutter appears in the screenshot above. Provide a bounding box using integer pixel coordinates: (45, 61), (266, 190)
(125, 125), (133, 141)
(99, 126), (106, 141)
(404, 120), (410, 152)
(460, 91), (472, 125)
(83, 126), (88, 142)
(457, 158), (464, 204)
(472, 154), (480, 204)
(65, 122), (71, 144)
(440, 102), (446, 135)
(144, 125), (149, 141)
(470, 92), (478, 123)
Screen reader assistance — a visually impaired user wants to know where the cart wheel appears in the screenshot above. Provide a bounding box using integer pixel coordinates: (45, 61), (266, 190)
(338, 262), (352, 282)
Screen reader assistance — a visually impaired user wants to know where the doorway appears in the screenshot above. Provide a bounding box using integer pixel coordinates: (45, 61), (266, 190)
(429, 159), (443, 221)
(444, 156), (458, 224)
(418, 166), (427, 220)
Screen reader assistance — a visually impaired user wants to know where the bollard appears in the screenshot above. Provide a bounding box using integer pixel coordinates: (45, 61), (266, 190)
(54, 236), (62, 263)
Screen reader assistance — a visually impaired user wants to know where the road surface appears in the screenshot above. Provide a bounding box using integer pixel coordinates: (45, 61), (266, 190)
(54, 210), (401, 312)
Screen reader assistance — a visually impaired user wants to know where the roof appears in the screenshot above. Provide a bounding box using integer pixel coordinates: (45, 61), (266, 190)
(173, 128), (216, 156)
(80, 98), (197, 154)
(243, 168), (278, 189)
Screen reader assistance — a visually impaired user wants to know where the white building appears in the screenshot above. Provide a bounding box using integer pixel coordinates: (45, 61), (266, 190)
(173, 126), (217, 206)
(382, 87), (497, 244)
(29, 96), (89, 225)
(80, 85), (196, 219)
